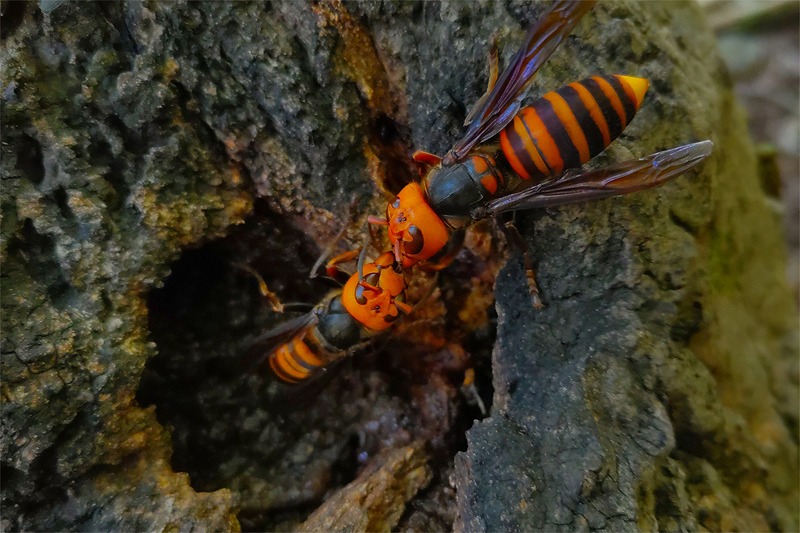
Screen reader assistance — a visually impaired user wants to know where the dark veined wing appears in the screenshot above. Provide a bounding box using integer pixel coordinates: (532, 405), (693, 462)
(245, 309), (338, 412)
(264, 357), (350, 414)
(263, 337), (377, 414)
(476, 140), (713, 216)
(244, 311), (319, 371)
(245, 305), (376, 412)
(443, 0), (595, 165)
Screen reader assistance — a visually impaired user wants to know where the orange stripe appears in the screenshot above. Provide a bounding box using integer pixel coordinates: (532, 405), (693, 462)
(592, 76), (627, 128)
(519, 108), (564, 175)
(471, 155), (488, 174)
(499, 131), (531, 180)
(269, 353), (298, 383)
(514, 114), (550, 175)
(276, 346), (308, 380)
(570, 82), (610, 146)
(543, 92), (590, 164)
(292, 338), (323, 367)
(480, 174), (498, 195)
(282, 348), (310, 376)
(614, 75), (639, 111)
(512, 117), (548, 176)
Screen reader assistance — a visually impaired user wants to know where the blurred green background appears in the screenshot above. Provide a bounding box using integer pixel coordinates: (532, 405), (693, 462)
(701, 0), (799, 299)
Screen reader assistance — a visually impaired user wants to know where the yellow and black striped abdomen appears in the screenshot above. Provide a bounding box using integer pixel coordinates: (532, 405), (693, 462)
(268, 334), (326, 384)
(500, 75), (649, 181)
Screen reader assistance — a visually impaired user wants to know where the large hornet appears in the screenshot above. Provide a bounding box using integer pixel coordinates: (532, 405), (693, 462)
(369, 0), (712, 273)
(248, 248), (414, 389)
(253, 0), (712, 393)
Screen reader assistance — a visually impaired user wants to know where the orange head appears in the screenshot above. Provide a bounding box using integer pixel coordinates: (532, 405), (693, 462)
(381, 183), (450, 269)
(341, 252), (411, 331)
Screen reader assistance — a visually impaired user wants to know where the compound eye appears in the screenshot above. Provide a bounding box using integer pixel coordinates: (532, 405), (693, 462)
(363, 273), (380, 287)
(405, 225), (424, 255)
(391, 198), (401, 209)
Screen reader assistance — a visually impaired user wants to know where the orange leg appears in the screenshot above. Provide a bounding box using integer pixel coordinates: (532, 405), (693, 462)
(486, 34), (499, 92)
(396, 300), (414, 315)
(232, 262), (285, 312)
(412, 150), (443, 174)
(463, 33), (501, 128)
(498, 219), (544, 309)
(324, 248), (362, 284)
(310, 197), (361, 279)
(412, 150), (442, 166)
(358, 280), (380, 293)
(461, 368), (487, 416)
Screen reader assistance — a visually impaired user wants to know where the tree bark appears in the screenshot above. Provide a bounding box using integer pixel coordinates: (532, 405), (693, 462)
(1, 1), (796, 531)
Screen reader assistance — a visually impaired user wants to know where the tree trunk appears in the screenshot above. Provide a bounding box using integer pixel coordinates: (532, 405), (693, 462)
(1, 1), (796, 531)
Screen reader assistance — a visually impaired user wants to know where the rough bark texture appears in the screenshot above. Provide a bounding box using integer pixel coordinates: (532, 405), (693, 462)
(298, 442), (433, 532)
(1, 1), (796, 532)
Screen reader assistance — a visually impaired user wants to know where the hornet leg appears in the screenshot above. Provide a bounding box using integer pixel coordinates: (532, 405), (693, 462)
(461, 368), (487, 417)
(486, 33), (499, 92)
(232, 262), (286, 313)
(412, 150), (443, 177)
(498, 216), (544, 309)
(324, 249), (362, 285)
(310, 197), (361, 279)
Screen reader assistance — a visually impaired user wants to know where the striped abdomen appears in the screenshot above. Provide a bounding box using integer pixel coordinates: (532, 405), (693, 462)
(267, 294), (361, 384)
(499, 75), (649, 181)
(268, 334), (327, 384)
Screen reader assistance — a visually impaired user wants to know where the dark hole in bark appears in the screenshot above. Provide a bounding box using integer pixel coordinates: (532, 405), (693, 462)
(136, 201), (493, 530)
(17, 134), (45, 187)
(0, 0), (26, 41)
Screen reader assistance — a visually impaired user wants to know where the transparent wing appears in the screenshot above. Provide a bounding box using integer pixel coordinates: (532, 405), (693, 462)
(244, 311), (319, 371)
(478, 140), (713, 216)
(246, 307), (378, 411)
(263, 338), (379, 413)
(264, 357), (349, 413)
(444, 0), (595, 165)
